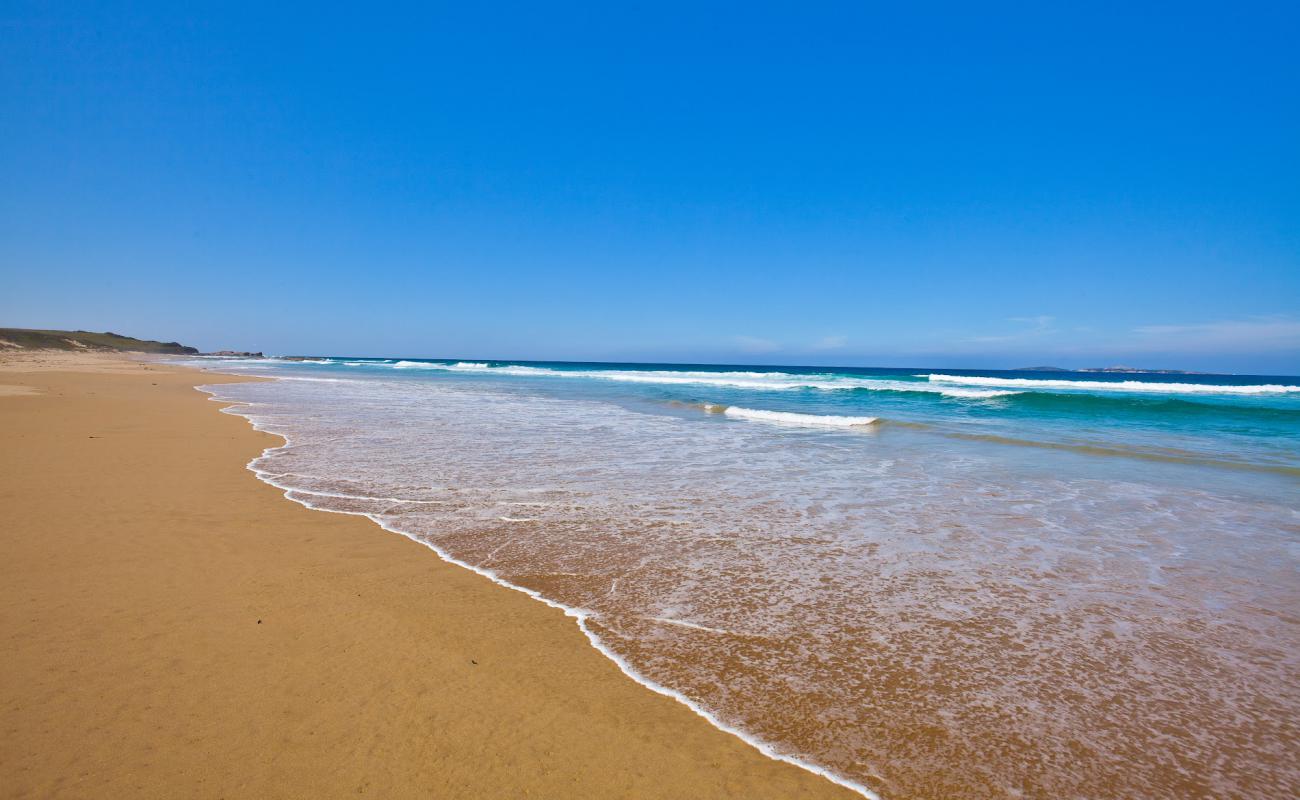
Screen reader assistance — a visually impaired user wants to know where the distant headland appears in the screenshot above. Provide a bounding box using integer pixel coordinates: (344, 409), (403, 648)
(0, 327), (198, 355)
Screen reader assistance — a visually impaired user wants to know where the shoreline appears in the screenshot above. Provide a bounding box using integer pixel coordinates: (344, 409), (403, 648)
(0, 352), (860, 798)
(199, 384), (879, 799)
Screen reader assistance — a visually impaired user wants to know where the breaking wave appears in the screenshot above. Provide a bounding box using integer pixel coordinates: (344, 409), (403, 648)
(927, 374), (1300, 395)
(380, 361), (1017, 398)
(722, 406), (879, 427)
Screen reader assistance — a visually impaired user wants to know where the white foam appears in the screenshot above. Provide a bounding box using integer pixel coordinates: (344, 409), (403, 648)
(192, 383), (880, 800)
(285, 487), (451, 505)
(927, 374), (1300, 395)
(648, 616), (734, 635)
(393, 360), (551, 376)
(723, 406), (878, 428)
(393, 360), (489, 369)
(382, 362), (1017, 398)
(926, 387), (1020, 399)
(586, 369), (1014, 397)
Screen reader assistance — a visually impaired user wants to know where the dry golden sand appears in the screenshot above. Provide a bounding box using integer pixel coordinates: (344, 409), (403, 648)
(0, 352), (860, 799)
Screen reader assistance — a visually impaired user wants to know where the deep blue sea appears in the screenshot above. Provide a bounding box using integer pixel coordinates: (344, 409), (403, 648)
(191, 357), (1300, 799)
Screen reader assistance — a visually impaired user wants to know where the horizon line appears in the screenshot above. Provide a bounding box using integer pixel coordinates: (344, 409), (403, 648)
(199, 353), (1300, 379)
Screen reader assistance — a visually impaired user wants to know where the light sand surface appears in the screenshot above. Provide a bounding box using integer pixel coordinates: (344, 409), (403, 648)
(0, 350), (173, 373)
(0, 352), (860, 799)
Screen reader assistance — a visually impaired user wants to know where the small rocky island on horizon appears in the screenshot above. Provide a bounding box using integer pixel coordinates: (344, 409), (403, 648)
(1015, 365), (1205, 375)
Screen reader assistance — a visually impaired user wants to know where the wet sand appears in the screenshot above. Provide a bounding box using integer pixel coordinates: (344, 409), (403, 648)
(0, 352), (858, 799)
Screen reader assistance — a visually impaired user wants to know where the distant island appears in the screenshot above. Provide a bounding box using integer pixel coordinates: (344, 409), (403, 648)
(1015, 365), (1204, 375)
(0, 327), (199, 355)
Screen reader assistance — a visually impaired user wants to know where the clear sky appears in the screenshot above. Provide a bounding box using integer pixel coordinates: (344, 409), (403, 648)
(2, 2), (1298, 373)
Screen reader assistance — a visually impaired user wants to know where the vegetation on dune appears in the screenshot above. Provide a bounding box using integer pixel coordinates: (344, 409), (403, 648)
(0, 328), (199, 354)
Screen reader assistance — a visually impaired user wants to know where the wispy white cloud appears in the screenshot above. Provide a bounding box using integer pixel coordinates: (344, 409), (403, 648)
(966, 315), (1056, 343)
(1009, 315), (1056, 330)
(731, 335), (780, 354)
(810, 335), (848, 351)
(1131, 316), (1300, 352)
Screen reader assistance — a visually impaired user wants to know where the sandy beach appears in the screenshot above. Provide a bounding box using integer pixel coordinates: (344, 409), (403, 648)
(0, 352), (858, 799)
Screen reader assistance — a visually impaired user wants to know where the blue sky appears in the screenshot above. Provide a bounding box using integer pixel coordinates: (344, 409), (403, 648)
(2, 2), (1298, 373)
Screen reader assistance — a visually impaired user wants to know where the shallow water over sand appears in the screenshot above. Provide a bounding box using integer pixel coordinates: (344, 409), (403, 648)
(198, 359), (1300, 798)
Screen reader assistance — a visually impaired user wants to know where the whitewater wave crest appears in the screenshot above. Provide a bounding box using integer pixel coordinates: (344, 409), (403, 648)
(926, 374), (1300, 395)
(375, 362), (1017, 398)
(722, 406), (879, 428)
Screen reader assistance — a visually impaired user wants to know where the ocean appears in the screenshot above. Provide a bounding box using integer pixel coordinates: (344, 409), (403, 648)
(188, 357), (1300, 798)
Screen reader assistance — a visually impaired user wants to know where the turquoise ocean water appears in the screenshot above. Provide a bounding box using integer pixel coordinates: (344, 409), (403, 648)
(192, 357), (1300, 798)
